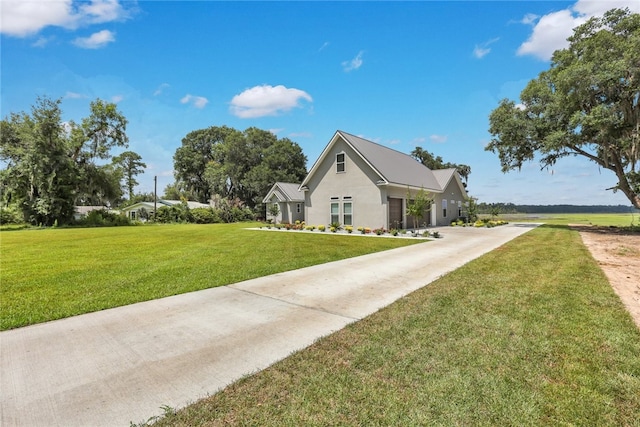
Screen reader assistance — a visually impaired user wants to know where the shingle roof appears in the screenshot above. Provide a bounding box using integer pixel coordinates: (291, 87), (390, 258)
(275, 182), (304, 201)
(338, 131), (451, 191)
(262, 182), (304, 203)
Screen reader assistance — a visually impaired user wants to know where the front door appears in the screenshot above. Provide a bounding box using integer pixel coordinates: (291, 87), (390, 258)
(388, 198), (403, 229)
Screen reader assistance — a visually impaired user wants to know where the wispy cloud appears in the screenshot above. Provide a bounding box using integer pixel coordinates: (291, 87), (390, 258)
(430, 134), (448, 144)
(64, 91), (86, 99)
(342, 51), (364, 72)
(517, 0), (640, 61)
(0, 0), (133, 38)
(153, 83), (170, 96)
(318, 41), (330, 52)
(111, 94), (124, 103)
(72, 29), (115, 49)
(473, 37), (499, 59)
(180, 94), (209, 109)
(230, 84), (312, 118)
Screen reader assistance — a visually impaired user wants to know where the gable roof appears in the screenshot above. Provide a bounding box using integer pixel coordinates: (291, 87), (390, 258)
(301, 130), (462, 193)
(263, 182), (304, 203)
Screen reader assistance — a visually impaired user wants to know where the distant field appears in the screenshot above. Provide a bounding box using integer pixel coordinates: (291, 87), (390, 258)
(0, 223), (421, 330)
(495, 212), (639, 227)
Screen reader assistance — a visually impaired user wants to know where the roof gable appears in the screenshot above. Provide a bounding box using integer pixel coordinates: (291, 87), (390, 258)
(301, 130), (447, 192)
(263, 182), (304, 203)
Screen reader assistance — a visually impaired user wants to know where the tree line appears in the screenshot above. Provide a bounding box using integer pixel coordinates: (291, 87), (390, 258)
(0, 97), (146, 225)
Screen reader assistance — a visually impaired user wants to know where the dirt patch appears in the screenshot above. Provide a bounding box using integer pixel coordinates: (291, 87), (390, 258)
(571, 225), (640, 330)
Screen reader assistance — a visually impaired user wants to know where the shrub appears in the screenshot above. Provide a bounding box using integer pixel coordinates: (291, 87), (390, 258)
(190, 208), (221, 224)
(390, 228), (399, 236)
(373, 227), (385, 235)
(0, 204), (24, 225)
(345, 226), (353, 234)
(318, 225), (326, 232)
(79, 209), (131, 227)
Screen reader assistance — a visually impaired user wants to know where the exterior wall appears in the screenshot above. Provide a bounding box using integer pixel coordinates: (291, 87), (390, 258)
(265, 194), (304, 224)
(305, 137), (385, 228)
(431, 178), (467, 226)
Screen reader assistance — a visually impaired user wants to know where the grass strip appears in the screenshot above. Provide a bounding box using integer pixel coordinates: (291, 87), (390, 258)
(0, 223), (421, 330)
(146, 225), (640, 426)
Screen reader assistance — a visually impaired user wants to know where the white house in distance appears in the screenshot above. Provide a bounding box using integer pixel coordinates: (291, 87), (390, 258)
(263, 182), (305, 224)
(265, 130), (469, 229)
(121, 199), (210, 221)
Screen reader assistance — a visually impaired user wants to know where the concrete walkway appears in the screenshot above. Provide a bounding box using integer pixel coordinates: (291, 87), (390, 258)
(1, 223), (538, 426)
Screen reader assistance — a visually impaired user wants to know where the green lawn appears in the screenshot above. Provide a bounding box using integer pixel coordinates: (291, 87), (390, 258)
(499, 212), (639, 227)
(0, 223), (421, 330)
(144, 224), (640, 426)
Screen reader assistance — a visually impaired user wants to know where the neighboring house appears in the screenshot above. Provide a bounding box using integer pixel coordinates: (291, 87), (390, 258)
(296, 130), (468, 229)
(262, 182), (305, 224)
(121, 199), (210, 221)
(73, 206), (109, 221)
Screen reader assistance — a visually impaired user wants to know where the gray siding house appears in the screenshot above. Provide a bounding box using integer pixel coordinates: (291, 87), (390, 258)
(297, 130), (468, 229)
(262, 182), (305, 224)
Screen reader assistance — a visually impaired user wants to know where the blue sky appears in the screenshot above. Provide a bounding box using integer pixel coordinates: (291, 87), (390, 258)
(2, 0), (639, 206)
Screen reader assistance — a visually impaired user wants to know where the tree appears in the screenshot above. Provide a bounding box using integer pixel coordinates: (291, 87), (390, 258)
(113, 151), (146, 200)
(410, 146), (471, 186)
(173, 126), (307, 209)
(487, 8), (640, 209)
(0, 96), (129, 225)
(405, 187), (434, 230)
(173, 126), (237, 203)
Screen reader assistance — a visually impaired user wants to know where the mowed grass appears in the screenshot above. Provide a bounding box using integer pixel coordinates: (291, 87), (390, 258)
(501, 212), (639, 227)
(0, 223), (421, 330)
(146, 225), (640, 426)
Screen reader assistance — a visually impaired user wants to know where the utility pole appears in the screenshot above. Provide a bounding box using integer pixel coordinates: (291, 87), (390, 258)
(154, 175), (157, 221)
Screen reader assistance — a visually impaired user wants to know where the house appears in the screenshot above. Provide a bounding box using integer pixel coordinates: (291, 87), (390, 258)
(292, 130), (468, 229)
(120, 199), (210, 221)
(73, 206), (110, 221)
(262, 182), (305, 224)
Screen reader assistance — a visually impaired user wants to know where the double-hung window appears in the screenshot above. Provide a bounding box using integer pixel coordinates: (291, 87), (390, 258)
(336, 153), (345, 173)
(343, 202), (353, 226)
(330, 200), (340, 224)
(442, 199), (448, 218)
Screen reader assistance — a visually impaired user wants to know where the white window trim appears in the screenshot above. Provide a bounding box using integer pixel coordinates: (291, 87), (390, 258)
(336, 152), (346, 173)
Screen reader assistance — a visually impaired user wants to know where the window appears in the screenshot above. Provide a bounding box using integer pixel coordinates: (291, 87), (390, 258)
(130, 211), (136, 220)
(442, 199), (447, 218)
(330, 202), (340, 224)
(336, 153), (345, 173)
(343, 202), (353, 226)
(296, 203), (302, 213)
(458, 201), (462, 217)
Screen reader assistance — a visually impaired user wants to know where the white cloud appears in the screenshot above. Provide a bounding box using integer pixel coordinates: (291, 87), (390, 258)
(72, 29), (115, 49)
(111, 94), (124, 103)
(430, 134), (448, 144)
(153, 83), (170, 96)
(473, 37), (499, 59)
(342, 51), (364, 72)
(517, 0), (640, 61)
(230, 84), (312, 118)
(64, 91), (86, 99)
(180, 94), (209, 109)
(0, 0), (131, 38)
(319, 41), (330, 52)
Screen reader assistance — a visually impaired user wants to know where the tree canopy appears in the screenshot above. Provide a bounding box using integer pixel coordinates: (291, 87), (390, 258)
(410, 146), (471, 186)
(113, 151), (147, 200)
(487, 8), (640, 209)
(0, 96), (132, 224)
(173, 126), (307, 209)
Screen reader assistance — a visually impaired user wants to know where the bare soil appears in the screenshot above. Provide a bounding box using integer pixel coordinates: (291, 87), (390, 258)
(572, 225), (640, 330)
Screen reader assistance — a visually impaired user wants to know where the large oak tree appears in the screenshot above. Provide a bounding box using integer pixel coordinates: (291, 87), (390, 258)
(487, 8), (640, 208)
(173, 126), (307, 209)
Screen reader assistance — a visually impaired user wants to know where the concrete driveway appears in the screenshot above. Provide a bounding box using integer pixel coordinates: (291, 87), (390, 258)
(1, 223), (539, 426)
